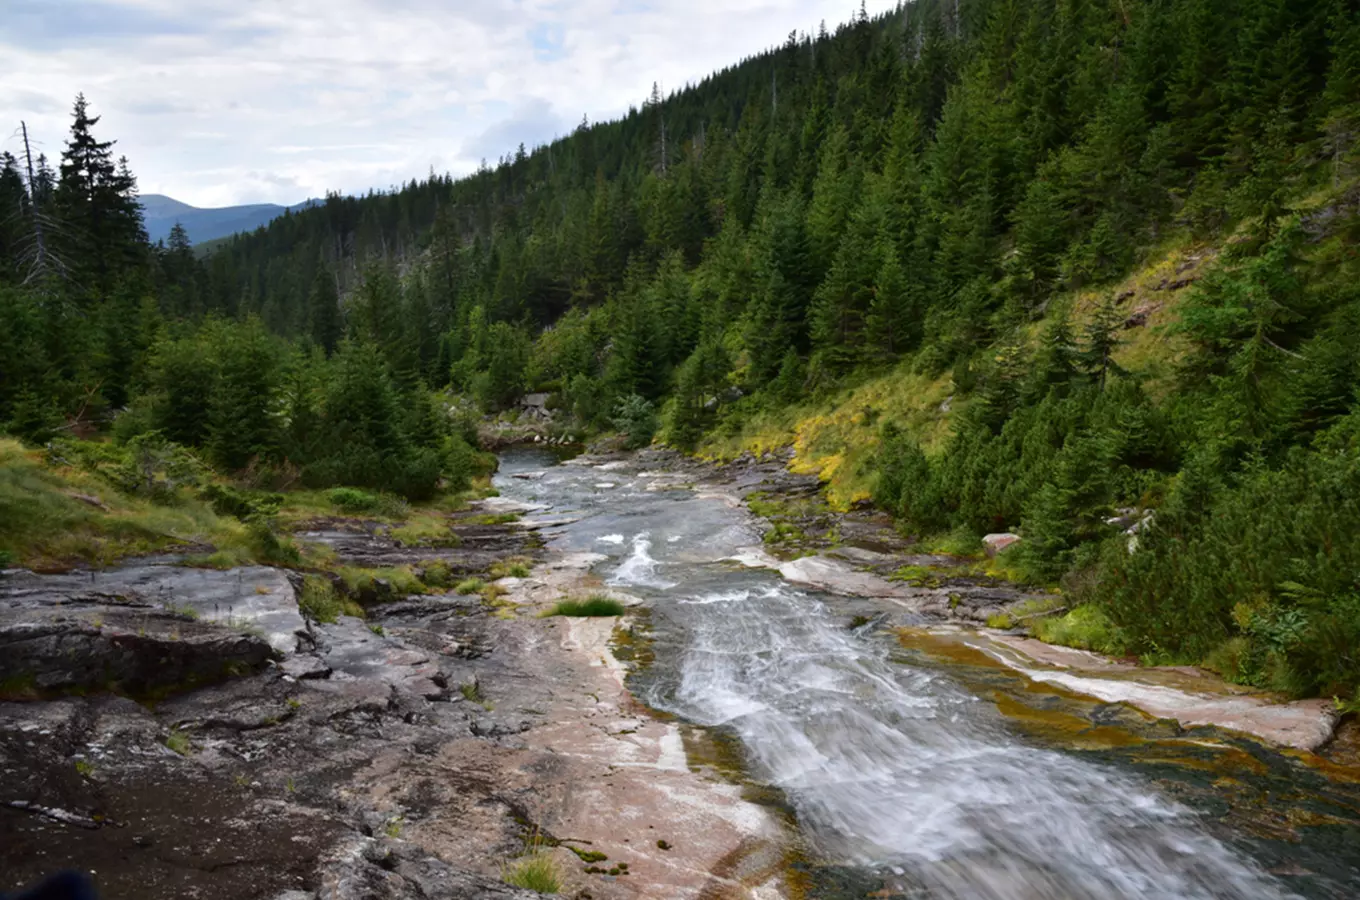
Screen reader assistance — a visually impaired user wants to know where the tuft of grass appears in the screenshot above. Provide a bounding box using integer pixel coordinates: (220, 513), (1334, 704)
(74, 759), (95, 778)
(298, 575), (365, 623)
(338, 565), (428, 598)
(503, 853), (562, 893)
(165, 728), (192, 756)
(544, 595), (626, 618)
(390, 516), (460, 548)
(986, 612), (1018, 629)
(489, 557), (535, 579)
(459, 680), (493, 710)
(927, 527), (985, 558)
(384, 816), (403, 838)
(889, 564), (946, 588)
(456, 577), (486, 595)
(419, 559), (456, 589)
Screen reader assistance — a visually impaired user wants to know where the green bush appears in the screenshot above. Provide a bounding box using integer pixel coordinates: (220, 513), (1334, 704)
(1032, 605), (1123, 654)
(298, 575), (364, 623)
(612, 395), (657, 449)
(326, 487), (382, 513)
(245, 520), (300, 566)
(48, 434), (206, 503)
(199, 483), (283, 521)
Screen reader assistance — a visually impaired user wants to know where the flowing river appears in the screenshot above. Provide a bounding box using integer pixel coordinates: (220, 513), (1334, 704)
(495, 447), (1360, 899)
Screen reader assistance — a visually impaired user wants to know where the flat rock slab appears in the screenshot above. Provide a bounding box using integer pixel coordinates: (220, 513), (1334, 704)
(0, 564), (298, 696)
(729, 548), (918, 603)
(1, 564), (304, 655)
(488, 615), (788, 898)
(940, 629), (1339, 751)
(313, 618), (447, 701)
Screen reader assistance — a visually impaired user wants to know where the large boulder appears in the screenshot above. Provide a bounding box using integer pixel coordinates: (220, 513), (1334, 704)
(0, 565), (295, 697)
(982, 533), (1022, 557)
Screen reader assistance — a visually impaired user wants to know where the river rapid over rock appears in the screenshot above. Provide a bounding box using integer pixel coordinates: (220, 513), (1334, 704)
(497, 447), (1360, 900)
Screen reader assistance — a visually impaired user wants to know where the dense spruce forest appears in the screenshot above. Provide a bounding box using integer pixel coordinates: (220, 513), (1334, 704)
(3, 0), (1360, 702)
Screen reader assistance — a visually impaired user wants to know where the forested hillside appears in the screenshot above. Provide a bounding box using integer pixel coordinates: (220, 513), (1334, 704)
(3, 0), (1360, 702)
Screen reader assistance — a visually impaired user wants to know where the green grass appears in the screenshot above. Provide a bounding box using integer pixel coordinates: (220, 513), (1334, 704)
(889, 564), (947, 588)
(325, 486), (382, 513)
(0, 438), (240, 569)
(490, 557), (534, 579)
(298, 575), (365, 623)
(389, 517), (460, 548)
(464, 512), (520, 526)
(544, 596), (626, 617)
(455, 577), (486, 595)
(338, 565), (428, 597)
(1032, 605), (1124, 654)
(165, 729), (192, 756)
(502, 854), (561, 893)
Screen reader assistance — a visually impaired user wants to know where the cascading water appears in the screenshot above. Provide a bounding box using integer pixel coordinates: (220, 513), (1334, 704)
(494, 448), (1351, 899)
(609, 532), (676, 589)
(657, 582), (1290, 899)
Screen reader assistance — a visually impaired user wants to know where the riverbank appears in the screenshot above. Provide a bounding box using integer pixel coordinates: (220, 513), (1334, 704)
(0, 475), (788, 899)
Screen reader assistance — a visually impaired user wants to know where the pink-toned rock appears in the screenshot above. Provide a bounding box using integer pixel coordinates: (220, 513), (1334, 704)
(969, 632), (1339, 751)
(982, 533), (1022, 557)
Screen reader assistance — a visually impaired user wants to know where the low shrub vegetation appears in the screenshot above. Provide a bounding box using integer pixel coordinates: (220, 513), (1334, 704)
(298, 575), (364, 624)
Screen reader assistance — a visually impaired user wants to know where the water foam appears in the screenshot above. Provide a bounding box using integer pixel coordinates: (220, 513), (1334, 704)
(609, 532), (676, 589)
(655, 582), (1294, 900)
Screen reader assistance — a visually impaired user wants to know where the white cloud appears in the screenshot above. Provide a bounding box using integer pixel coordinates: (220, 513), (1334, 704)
(0, 0), (899, 207)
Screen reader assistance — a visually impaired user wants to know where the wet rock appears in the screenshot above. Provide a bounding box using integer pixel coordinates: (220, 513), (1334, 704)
(469, 717), (530, 738)
(1, 609), (276, 697)
(0, 564), (304, 654)
(321, 838), (541, 899)
(280, 655), (332, 680)
(975, 633), (1340, 751)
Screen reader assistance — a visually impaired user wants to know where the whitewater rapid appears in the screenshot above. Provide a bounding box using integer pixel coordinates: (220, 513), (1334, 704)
(495, 449), (1314, 899)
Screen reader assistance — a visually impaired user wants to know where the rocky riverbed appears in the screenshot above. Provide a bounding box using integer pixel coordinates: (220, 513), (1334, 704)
(0, 483), (784, 899)
(3, 445), (1359, 900)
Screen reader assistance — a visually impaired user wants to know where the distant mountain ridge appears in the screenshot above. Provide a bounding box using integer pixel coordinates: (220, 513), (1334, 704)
(139, 194), (315, 245)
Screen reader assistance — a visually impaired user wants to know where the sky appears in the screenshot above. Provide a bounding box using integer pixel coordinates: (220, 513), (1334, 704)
(2, 0), (900, 209)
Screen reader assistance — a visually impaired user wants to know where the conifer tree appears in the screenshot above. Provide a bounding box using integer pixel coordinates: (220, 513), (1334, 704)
(308, 266), (343, 356)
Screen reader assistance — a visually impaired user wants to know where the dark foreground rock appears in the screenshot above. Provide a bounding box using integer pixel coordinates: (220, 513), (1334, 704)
(0, 541), (561, 898)
(1, 493), (782, 899)
(0, 565), (292, 697)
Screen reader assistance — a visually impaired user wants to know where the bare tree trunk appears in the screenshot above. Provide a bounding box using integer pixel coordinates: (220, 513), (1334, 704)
(20, 121), (50, 281)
